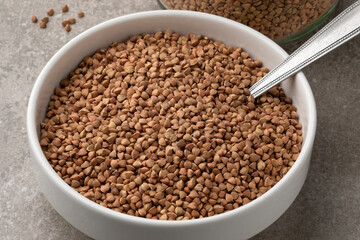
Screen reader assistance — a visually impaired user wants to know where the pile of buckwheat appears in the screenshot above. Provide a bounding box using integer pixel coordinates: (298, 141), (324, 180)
(40, 31), (302, 220)
(161, 0), (335, 40)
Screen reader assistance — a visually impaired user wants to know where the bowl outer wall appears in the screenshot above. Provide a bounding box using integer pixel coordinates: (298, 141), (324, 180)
(27, 10), (317, 240)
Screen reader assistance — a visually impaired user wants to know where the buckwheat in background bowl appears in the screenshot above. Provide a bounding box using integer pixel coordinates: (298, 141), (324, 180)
(27, 10), (316, 240)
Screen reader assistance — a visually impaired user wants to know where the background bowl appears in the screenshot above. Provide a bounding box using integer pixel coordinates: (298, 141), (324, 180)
(27, 10), (316, 240)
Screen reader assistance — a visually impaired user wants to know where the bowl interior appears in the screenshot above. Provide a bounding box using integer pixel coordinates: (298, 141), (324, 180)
(27, 10), (316, 234)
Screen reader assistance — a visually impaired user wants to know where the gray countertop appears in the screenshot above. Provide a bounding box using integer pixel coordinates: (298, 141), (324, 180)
(0, 0), (359, 239)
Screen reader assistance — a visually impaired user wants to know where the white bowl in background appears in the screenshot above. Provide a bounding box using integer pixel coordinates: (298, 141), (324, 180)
(27, 10), (317, 240)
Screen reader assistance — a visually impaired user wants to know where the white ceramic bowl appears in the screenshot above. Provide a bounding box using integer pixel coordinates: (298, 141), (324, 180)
(27, 10), (317, 240)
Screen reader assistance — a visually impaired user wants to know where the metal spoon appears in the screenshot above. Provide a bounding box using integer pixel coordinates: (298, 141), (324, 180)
(249, 1), (360, 99)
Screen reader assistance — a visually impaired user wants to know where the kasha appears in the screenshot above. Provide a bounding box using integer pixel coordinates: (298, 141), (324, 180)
(161, 0), (335, 40)
(40, 31), (302, 220)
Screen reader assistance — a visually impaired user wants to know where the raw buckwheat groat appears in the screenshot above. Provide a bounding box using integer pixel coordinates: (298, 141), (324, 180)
(40, 31), (302, 220)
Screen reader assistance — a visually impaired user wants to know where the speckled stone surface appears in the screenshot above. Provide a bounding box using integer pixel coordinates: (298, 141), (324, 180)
(0, 0), (359, 239)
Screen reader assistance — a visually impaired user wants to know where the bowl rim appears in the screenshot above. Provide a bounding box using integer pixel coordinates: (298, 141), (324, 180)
(27, 10), (317, 227)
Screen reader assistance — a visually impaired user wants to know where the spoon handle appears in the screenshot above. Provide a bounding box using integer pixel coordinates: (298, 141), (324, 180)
(249, 1), (360, 99)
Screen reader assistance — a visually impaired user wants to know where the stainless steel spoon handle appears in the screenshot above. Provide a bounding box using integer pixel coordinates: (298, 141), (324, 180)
(249, 1), (360, 99)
